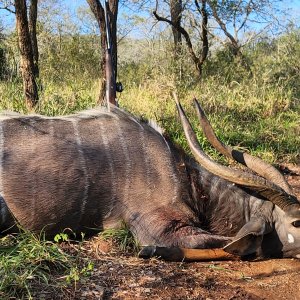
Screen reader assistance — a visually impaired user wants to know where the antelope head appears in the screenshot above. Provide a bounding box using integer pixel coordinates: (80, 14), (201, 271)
(176, 97), (300, 258)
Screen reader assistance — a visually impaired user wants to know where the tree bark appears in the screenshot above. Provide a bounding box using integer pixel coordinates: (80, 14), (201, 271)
(28, 0), (39, 78)
(195, 0), (208, 69)
(15, 0), (38, 108)
(108, 0), (118, 79)
(170, 0), (182, 54)
(86, 0), (118, 105)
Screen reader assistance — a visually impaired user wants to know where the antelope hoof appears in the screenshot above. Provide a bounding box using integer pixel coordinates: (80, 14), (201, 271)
(138, 246), (157, 259)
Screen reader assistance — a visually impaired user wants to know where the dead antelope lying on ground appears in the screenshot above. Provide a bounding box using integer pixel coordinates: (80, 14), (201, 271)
(0, 100), (299, 261)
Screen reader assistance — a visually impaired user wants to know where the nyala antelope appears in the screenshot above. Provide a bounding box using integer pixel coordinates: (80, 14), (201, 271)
(0, 99), (299, 261)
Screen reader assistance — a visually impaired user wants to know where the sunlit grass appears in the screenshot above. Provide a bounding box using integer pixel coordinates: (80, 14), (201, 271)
(119, 76), (299, 164)
(100, 225), (140, 254)
(0, 231), (72, 299)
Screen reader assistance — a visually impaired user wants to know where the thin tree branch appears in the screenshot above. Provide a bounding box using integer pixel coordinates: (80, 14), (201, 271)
(237, 0), (253, 33)
(207, 0), (239, 47)
(153, 10), (199, 67)
(0, 6), (15, 14)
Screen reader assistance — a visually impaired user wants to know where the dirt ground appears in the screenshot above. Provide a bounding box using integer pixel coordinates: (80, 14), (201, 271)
(35, 164), (300, 300)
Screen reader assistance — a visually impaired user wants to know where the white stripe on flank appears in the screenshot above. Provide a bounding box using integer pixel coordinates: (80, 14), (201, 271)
(99, 118), (117, 219)
(30, 119), (37, 222)
(48, 119), (55, 136)
(170, 169), (180, 204)
(162, 135), (171, 153)
(160, 136), (179, 204)
(115, 118), (131, 205)
(128, 115), (144, 129)
(139, 127), (152, 200)
(71, 119), (89, 216)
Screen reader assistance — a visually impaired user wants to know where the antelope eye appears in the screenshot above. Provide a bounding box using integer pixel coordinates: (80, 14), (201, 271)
(292, 220), (300, 228)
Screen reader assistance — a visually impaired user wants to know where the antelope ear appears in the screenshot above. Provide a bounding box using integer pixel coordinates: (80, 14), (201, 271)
(223, 217), (269, 257)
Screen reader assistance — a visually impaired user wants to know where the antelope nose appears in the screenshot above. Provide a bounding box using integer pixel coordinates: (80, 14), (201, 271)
(296, 254), (300, 259)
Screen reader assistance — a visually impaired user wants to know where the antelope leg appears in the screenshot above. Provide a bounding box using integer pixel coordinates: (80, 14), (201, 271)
(139, 246), (240, 261)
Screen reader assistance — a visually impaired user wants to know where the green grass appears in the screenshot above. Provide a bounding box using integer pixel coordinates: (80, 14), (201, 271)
(119, 76), (299, 164)
(99, 224), (140, 254)
(0, 232), (71, 299)
(0, 79), (98, 115)
(0, 226), (138, 299)
(0, 230), (96, 299)
(0, 227), (138, 299)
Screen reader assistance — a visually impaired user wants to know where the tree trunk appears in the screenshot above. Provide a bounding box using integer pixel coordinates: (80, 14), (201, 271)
(170, 0), (182, 54)
(108, 0), (118, 79)
(86, 0), (118, 105)
(15, 0), (38, 108)
(28, 0), (39, 78)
